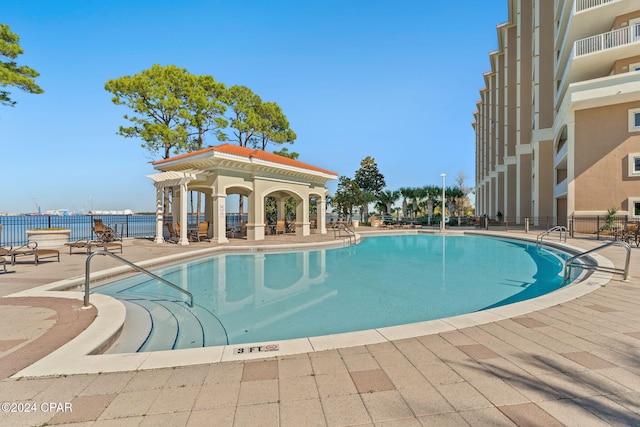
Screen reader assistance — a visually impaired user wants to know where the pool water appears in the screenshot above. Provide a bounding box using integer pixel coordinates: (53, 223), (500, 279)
(95, 235), (578, 350)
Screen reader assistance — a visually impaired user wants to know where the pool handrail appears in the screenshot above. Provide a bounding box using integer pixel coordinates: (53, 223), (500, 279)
(332, 221), (356, 245)
(83, 250), (194, 308)
(537, 225), (568, 247)
(563, 240), (631, 282)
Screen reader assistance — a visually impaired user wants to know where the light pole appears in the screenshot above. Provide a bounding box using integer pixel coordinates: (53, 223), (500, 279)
(440, 173), (446, 232)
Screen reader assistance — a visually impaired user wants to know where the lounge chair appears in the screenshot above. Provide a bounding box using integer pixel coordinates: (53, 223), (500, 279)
(66, 239), (122, 254)
(66, 240), (100, 254)
(0, 248), (7, 273)
(7, 242), (60, 266)
(275, 220), (285, 235)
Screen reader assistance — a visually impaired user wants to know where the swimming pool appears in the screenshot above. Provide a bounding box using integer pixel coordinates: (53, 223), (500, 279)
(94, 234), (580, 352)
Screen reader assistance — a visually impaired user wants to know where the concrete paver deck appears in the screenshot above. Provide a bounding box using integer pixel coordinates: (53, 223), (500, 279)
(0, 229), (639, 426)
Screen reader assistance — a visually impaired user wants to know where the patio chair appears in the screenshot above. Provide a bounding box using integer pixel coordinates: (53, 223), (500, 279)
(275, 220), (286, 235)
(92, 219), (115, 242)
(620, 221), (640, 247)
(173, 222), (198, 242)
(194, 221), (210, 242)
(166, 222), (179, 243)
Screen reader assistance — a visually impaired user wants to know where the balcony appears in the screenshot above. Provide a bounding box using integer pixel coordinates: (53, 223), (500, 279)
(556, 0), (636, 73)
(555, 178), (568, 198)
(575, 25), (640, 57)
(556, 24), (640, 106)
(575, 0), (615, 13)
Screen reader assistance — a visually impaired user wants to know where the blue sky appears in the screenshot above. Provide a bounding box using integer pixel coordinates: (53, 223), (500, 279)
(1, 1), (506, 214)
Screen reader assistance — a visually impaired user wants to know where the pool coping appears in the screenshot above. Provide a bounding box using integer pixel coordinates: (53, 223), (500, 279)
(8, 231), (614, 378)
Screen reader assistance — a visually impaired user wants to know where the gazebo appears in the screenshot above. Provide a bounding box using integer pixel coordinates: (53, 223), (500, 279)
(147, 144), (338, 244)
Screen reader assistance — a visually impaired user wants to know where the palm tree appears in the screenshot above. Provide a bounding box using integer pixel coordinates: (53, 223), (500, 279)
(398, 187), (412, 219)
(422, 185), (440, 225)
(412, 187), (427, 219)
(377, 190), (399, 215)
(446, 187), (465, 220)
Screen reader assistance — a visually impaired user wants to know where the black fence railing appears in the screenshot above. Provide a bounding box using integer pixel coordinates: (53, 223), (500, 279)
(568, 215), (639, 240)
(0, 213), (254, 248)
(0, 215), (157, 247)
(475, 215), (640, 241)
(475, 216), (558, 232)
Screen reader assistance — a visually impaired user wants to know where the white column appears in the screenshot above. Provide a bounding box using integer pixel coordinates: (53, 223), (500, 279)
(296, 197), (310, 236)
(247, 190), (264, 241)
(154, 184), (165, 243)
(318, 197), (327, 234)
(178, 182), (189, 245)
(212, 193), (228, 243)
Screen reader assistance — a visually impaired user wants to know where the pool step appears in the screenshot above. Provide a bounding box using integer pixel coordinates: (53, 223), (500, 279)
(104, 300), (152, 354)
(101, 293), (228, 353)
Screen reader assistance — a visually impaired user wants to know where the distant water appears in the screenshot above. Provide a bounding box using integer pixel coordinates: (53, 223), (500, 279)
(0, 214), (247, 247)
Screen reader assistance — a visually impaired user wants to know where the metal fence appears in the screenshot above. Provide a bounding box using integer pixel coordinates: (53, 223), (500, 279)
(0, 213), (257, 247)
(568, 215), (639, 241)
(476, 215), (640, 241)
(0, 215), (158, 247)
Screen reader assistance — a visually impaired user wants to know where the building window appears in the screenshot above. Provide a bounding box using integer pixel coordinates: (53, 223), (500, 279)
(629, 108), (640, 132)
(628, 153), (640, 178)
(629, 198), (640, 217)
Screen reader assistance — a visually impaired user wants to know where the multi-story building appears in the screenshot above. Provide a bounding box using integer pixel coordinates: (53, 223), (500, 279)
(473, 0), (640, 226)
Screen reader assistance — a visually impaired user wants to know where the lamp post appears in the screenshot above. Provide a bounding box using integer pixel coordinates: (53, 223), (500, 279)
(440, 173), (446, 232)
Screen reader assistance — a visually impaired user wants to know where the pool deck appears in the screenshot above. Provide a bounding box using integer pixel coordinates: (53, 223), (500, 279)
(1, 228), (639, 426)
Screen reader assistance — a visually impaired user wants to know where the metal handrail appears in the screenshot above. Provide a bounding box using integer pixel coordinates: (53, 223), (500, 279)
(563, 240), (631, 282)
(84, 250), (193, 308)
(537, 226), (568, 247)
(332, 222), (356, 245)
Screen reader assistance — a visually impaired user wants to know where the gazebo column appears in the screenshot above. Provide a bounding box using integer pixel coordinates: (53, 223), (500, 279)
(247, 190), (265, 241)
(318, 197), (327, 234)
(212, 193), (228, 243)
(177, 182), (189, 245)
(153, 184), (165, 243)
(296, 198), (310, 236)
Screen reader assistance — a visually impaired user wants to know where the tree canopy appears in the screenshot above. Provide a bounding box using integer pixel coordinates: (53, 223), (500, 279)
(332, 176), (363, 221)
(105, 65), (230, 159)
(223, 85), (296, 151)
(105, 64), (198, 159)
(0, 24), (43, 107)
(105, 66), (296, 162)
(354, 156), (385, 195)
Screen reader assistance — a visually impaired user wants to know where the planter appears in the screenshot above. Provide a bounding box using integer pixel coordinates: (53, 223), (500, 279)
(351, 220), (359, 228)
(26, 228), (71, 249)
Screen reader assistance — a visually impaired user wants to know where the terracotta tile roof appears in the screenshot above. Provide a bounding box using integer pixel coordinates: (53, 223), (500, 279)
(153, 144), (338, 176)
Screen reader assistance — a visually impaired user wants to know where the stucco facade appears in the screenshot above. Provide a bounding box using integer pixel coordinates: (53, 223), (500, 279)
(474, 0), (640, 224)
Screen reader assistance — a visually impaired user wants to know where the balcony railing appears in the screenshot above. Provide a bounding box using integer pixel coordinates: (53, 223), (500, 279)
(575, 0), (614, 13)
(575, 24), (640, 57)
